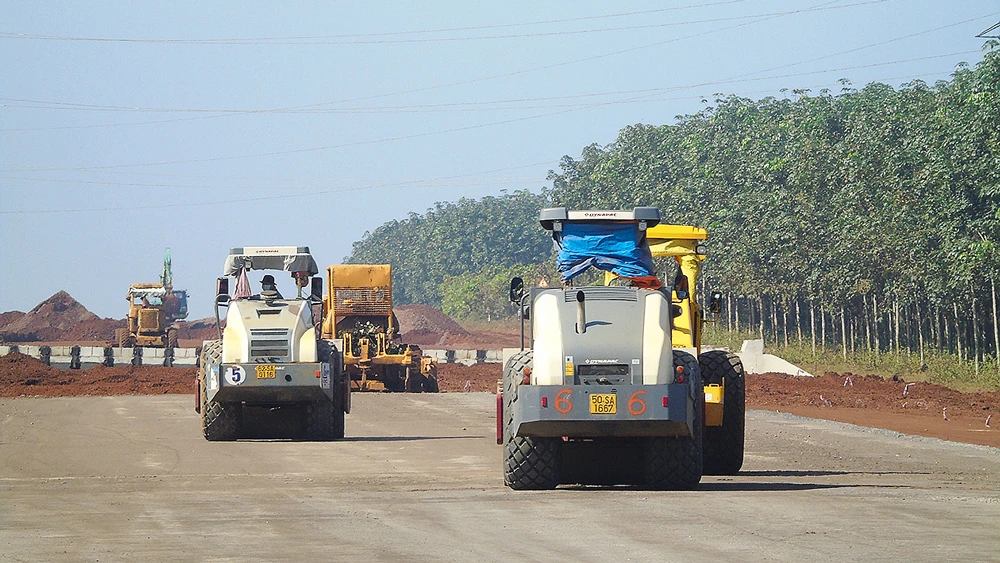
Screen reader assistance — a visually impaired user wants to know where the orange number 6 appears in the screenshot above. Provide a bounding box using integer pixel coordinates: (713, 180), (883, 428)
(628, 390), (647, 416)
(555, 388), (573, 414)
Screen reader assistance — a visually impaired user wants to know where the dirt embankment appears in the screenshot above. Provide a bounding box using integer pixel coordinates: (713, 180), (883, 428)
(0, 290), (221, 345)
(394, 305), (521, 349)
(1, 352), (997, 447)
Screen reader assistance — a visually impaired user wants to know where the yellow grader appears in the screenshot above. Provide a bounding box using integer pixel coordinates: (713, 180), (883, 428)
(321, 264), (438, 392)
(116, 282), (188, 348)
(116, 248), (189, 348)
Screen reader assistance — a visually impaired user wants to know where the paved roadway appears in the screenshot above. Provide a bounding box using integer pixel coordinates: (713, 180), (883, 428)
(1, 394), (998, 562)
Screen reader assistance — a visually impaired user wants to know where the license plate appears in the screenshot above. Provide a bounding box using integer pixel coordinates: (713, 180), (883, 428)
(590, 393), (616, 414)
(256, 365), (276, 379)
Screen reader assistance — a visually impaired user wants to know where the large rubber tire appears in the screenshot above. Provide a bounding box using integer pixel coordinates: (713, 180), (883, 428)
(383, 366), (405, 392)
(423, 370), (439, 393)
(305, 339), (344, 440)
(166, 327), (179, 349)
(700, 350), (746, 475)
(644, 350), (703, 490)
(404, 365), (424, 393)
(502, 350), (561, 490)
(200, 340), (241, 441)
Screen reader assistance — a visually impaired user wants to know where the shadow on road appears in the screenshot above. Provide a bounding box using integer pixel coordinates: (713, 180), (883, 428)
(738, 469), (930, 477)
(341, 435), (481, 442)
(698, 481), (852, 492)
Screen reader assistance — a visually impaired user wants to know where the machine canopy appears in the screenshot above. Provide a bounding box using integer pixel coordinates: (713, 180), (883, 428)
(223, 246), (319, 276)
(556, 222), (656, 281)
(128, 285), (167, 300)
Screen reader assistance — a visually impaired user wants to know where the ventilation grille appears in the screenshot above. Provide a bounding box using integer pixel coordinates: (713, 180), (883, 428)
(564, 287), (638, 302)
(250, 328), (290, 359)
(334, 287), (392, 315)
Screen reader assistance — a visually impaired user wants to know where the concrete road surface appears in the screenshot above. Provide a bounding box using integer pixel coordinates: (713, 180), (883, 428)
(1, 394), (998, 562)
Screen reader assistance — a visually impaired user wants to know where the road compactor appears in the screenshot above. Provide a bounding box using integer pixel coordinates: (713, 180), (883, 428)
(499, 207), (705, 489)
(195, 246), (349, 441)
(321, 264), (438, 392)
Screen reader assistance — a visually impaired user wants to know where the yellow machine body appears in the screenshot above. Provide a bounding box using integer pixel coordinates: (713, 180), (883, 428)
(606, 224), (726, 426)
(322, 264), (437, 391)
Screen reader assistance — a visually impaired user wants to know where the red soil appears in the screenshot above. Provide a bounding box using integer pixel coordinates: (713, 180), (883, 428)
(1, 353), (997, 447)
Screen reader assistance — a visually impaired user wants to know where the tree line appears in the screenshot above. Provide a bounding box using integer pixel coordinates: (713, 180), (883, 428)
(348, 45), (1000, 367)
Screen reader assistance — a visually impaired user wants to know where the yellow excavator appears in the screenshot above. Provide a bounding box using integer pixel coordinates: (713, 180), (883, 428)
(321, 264), (438, 392)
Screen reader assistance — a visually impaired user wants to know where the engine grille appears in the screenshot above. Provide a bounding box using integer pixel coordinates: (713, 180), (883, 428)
(564, 287), (638, 302)
(334, 287), (392, 315)
(250, 328), (291, 359)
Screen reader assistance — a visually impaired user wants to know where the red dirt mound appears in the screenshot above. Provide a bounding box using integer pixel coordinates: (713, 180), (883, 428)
(71, 317), (127, 341)
(177, 317), (221, 341)
(0, 352), (194, 398)
(437, 362), (501, 393)
(1, 291), (99, 341)
(395, 305), (469, 346)
(0, 311), (25, 329)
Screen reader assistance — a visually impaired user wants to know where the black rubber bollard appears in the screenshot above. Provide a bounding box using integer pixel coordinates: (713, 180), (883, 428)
(70, 345), (82, 370)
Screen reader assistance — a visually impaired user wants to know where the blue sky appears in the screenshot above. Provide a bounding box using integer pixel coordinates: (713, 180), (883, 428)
(2, 1), (998, 319)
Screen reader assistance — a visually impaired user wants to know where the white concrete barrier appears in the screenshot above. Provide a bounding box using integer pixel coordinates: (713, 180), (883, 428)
(737, 339), (812, 377)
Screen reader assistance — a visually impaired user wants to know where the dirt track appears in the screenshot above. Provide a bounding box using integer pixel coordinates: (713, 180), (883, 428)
(1, 394), (997, 562)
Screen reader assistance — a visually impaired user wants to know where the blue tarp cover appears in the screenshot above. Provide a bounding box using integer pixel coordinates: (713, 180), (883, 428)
(556, 222), (656, 281)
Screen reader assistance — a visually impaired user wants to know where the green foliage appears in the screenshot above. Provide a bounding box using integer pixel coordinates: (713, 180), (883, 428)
(439, 263), (559, 320)
(347, 49), (1000, 375)
(347, 190), (553, 305)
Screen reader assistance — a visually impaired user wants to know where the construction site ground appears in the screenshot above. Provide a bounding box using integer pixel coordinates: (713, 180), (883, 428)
(3, 352), (998, 448)
(2, 292), (999, 559)
(1, 393), (997, 561)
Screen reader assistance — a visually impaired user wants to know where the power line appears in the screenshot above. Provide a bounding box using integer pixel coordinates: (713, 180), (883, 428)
(1, 2), (890, 46)
(0, 49), (978, 119)
(0, 161), (556, 215)
(1, 49), (980, 175)
(1, 2), (746, 43)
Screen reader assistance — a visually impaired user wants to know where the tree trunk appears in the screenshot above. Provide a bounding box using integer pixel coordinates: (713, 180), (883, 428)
(821, 304), (827, 353)
(953, 302), (963, 361)
(893, 299), (900, 355)
(757, 297), (764, 345)
(783, 296), (790, 348)
(972, 290), (980, 377)
(872, 294), (880, 357)
(771, 296), (779, 348)
(733, 295), (740, 332)
(993, 277), (1000, 371)
(841, 307), (848, 361)
(863, 294), (872, 354)
(796, 299), (803, 344)
(810, 300), (816, 357)
(917, 304), (925, 367)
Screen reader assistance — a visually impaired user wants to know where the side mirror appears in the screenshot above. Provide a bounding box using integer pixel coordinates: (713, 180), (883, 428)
(311, 276), (323, 301)
(216, 277), (229, 297)
(708, 292), (722, 314)
(509, 277), (525, 303)
(673, 274), (690, 301)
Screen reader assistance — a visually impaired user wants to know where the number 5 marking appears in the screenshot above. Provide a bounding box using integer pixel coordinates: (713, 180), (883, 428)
(628, 390), (647, 416)
(555, 388), (573, 414)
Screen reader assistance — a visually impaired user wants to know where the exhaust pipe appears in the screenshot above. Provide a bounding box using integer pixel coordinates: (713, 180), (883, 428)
(576, 290), (587, 334)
